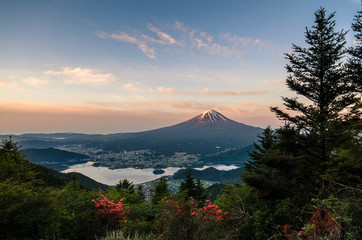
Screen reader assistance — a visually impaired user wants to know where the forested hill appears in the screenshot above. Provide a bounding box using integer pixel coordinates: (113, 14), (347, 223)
(33, 164), (109, 190)
(172, 167), (244, 183)
(21, 147), (90, 171)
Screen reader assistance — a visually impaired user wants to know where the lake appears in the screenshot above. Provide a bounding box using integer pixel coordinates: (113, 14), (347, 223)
(62, 161), (239, 185)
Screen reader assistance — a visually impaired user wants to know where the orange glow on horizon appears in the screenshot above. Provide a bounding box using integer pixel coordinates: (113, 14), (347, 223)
(0, 102), (282, 134)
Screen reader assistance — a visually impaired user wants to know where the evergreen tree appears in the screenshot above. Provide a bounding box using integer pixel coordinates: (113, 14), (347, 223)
(246, 126), (275, 164)
(136, 184), (146, 202)
(244, 8), (361, 198)
(151, 177), (170, 205)
(0, 138), (39, 186)
(116, 179), (135, 194)
(270, 7), (360, 179)
(194, 178), (206, 202)
(242, 125), (312, 198)
(178, 167), (196, 199)
(0, 138), (57, 239)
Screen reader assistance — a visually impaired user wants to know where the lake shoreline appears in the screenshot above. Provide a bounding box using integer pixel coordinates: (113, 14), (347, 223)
(61, 161), (240, 185)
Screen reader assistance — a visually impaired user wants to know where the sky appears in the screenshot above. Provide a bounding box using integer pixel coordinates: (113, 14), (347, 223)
(0, 0), (360, 134)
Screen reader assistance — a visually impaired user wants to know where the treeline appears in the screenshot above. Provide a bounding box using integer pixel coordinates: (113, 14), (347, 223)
(0, 7), (361, 240)
(0, 137), (217, 239)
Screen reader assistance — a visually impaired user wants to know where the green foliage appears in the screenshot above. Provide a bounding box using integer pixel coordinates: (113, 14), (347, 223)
(116, 179), (135, 194)
(194, 178), (206, 202)
(178, 167), (196, 198)
(312, 194), (362, 239)
(204, 183), (226, 202)
(178, 167), (206, 202)
(122, 202), (155, 236)
(247, 126), (275, 162)
(151, 177), (170, 205)
(172, 166), (244, 183)
(55, 180), (98, 239)
(0, 138), (40, 187)
(243, 125), (315, 199)
(216, 184), (311, 239)
(136, 185), (146, 202)
(0, 138), (58, 239)
(33, 164), (69, 188)
(0, 182), (58, 239)
(104, 184), (153, 235)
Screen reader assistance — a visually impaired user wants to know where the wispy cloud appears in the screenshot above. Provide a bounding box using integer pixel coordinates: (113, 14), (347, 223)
(149, 86), (175, 93)
(147, 23), (180, 45)
(44, 67), (114, 85)
(96, 30), (108, 39)
(220, 32), (272, 49)
(97, 21), (273, 59)
(125, 83), (271, 96)
(110, 32), (158, 59)
(0, 78), (24, 91)
(180, 22), (242, 57)
(97, 26), (179, 59)
(123, 83), (143, 92)
(21, 77), (48, 88)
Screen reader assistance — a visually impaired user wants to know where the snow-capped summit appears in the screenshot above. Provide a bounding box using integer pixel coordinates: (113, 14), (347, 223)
(187, 109), (231, 123)
(137, 109), (263, 153)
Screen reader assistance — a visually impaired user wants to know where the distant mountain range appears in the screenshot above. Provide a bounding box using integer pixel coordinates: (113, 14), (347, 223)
(1, 109), (263, 169)
(2, 109), (261, 152)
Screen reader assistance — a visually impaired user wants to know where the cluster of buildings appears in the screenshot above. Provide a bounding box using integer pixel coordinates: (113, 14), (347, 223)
(60, 144), (201, 169)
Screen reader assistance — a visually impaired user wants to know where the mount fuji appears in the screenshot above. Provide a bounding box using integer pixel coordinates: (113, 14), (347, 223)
(98, 109), (263, 154)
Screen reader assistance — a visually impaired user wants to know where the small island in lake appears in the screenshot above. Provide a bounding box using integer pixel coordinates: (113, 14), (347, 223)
(153, 169), (165, 175)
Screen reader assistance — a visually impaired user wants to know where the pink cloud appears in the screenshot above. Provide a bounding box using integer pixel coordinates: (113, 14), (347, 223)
(149, 86), (175, 93)
(147, 23), (180, 45)
(44, 67), (114, 85)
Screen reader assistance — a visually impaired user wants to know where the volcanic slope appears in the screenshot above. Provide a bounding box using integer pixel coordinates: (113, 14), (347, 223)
(99, 109), (263, 154)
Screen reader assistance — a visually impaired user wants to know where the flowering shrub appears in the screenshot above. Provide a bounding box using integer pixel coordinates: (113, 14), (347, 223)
(92, 193), (130, 232)
(155, 195), (229, 240)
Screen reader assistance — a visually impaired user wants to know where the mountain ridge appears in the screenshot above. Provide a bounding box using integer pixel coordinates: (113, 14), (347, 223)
(101, 109), (263, 154)
(1, 109), (263, 156)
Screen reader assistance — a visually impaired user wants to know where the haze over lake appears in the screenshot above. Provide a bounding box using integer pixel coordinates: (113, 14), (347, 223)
(62, 161), (239, 185)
